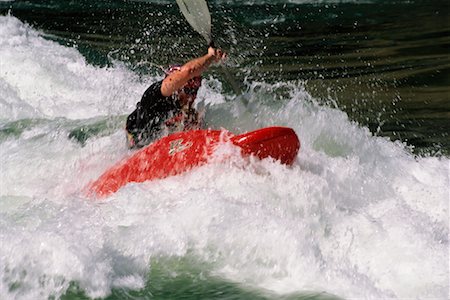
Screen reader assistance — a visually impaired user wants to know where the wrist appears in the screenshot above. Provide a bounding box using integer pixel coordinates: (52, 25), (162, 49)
(205, 53), (215, 64)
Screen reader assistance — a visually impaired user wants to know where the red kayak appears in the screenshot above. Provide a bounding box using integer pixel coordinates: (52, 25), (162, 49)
(87, 126), (300, 198)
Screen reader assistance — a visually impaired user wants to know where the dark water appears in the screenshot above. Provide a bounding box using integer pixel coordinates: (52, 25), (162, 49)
(1, 0), (449, 155)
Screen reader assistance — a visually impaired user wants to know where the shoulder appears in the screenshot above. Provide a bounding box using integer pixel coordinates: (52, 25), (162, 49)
(140, 80), (178, 110)
(143, 80), (164, 99)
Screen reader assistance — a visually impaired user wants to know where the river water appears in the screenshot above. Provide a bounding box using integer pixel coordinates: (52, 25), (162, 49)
(0, 0), (449, 299)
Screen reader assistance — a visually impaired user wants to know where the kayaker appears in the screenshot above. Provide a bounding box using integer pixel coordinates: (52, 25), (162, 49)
(125, 46), (226, 149)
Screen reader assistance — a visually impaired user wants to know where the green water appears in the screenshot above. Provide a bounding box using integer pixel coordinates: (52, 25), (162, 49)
(60, 257), (341, 300)
(2, 0), (448, 155)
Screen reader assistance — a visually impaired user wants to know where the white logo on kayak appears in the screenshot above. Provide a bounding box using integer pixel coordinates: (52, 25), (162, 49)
(169, 139), (193, 156)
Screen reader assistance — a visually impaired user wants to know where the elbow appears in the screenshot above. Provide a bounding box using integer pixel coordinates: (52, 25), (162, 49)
(182, 65), (200, 78)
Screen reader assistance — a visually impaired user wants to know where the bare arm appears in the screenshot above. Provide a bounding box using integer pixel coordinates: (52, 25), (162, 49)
(160, 47), (225, 97)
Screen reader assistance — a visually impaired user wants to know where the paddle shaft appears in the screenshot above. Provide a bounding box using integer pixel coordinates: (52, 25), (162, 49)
(176, 0), (241, 95)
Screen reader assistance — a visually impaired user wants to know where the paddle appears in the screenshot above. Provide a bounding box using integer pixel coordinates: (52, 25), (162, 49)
(176, 0), (242, 96)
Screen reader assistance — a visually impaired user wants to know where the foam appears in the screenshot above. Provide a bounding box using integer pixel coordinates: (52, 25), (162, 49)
(0, 15), (448, 300)
(0, 15), (145, 121)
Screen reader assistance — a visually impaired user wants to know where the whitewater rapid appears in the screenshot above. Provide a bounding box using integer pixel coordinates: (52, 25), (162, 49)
(0, 15), (448, 299)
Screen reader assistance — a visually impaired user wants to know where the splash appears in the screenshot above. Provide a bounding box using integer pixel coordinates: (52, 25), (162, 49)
(0, 15), (144, 121)
(0, 15), (448, 300)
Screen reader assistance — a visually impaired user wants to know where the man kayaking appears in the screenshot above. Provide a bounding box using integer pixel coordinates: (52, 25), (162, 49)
(126, 46), (226, 149)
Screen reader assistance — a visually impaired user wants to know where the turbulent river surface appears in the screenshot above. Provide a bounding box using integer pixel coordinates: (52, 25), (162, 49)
(0, 0), (449, 299)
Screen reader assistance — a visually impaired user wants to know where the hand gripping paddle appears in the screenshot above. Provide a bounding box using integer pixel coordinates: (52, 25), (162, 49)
(176, 0), (242, 95)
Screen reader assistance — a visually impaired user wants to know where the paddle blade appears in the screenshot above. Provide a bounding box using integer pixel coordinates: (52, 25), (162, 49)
(176, 0), (212, 43)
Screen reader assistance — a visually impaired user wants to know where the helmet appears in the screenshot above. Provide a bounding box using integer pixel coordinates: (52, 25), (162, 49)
(165, 64), (182, 75)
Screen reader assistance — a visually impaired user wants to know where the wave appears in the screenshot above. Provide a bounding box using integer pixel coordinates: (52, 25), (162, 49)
(0, 15), (448, 300)
(0, 15), (146, 121)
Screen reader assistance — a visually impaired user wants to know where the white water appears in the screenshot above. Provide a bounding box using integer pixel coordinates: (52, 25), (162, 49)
(0, 16), (448, 300)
